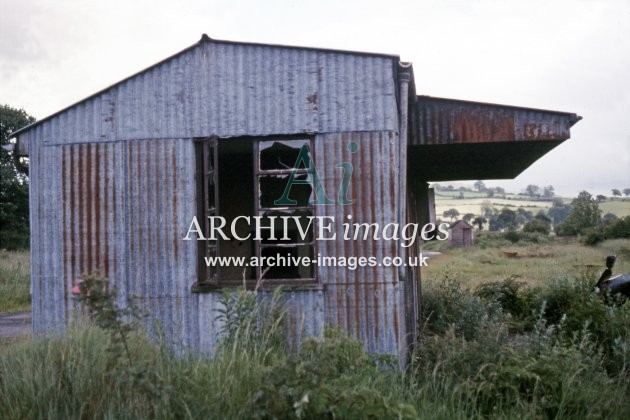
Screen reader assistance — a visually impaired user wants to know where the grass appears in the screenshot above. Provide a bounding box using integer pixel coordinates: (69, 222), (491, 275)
(1, 237), (630, 418)
(422, 238), (630, 289)
(0, 250), (30, 314)
(1, 273), (629, 419)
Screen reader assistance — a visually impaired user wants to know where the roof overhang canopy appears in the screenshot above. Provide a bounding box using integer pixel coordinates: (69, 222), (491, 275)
(408, 96), (581, 181)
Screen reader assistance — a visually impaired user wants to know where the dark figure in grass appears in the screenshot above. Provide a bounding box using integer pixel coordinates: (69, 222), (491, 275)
(596, 255), (630, 301)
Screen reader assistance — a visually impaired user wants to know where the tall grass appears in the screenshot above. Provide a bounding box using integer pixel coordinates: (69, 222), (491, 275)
(0, 250), (30, 313)
(2, 273), (629, 419)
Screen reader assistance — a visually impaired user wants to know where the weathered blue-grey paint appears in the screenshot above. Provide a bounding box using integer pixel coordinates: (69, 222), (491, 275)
(19, 37), (410, 358)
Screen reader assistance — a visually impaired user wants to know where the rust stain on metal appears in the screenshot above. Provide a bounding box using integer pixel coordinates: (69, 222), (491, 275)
(69, 145), (76, 280)
(453, 109), (515, 143)
(102, 143), (109, 277)
(86, 143), (93, 274)
(94, 143), (102, 276)
(414, 96), (578, 146)
(306, 93), (318, 111)
(62, 146), (69, 318)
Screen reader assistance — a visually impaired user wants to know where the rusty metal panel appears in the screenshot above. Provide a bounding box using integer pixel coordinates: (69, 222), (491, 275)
(122, 139), (198, 299)
(16, 41), (397, 148)
(31, 138), (199, 334)
(314, 131), (402, 357)
(314, 131), (399, 285)
(323, 283), (402, 356)
(412, 96), (580, 146)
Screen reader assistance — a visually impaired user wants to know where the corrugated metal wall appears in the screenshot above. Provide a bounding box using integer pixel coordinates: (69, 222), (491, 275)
(27, 41), (397, 145)
(25, 40), (405, 356)
(314, 131), (403, 355)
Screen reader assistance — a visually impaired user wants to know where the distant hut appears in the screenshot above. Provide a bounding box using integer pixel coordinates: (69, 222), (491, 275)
(449, 220), (474, 247)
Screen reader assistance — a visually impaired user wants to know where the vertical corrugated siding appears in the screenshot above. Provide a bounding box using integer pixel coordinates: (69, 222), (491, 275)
(23, 42), (397, 145)
(124, 139), (197, 299)
(26, 41), (403, 356)
(29, 140), (65, 333)
(33, 138), (200, 334)
(32, 131), (401, 355)
(314, 131), (401, 355)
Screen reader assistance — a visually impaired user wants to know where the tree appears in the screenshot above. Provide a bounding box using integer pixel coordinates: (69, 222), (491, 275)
(525, 184), (540, 198)
(612, 189), (621, 197)
(623, 188), (630, 197)
(547, 198), (571, 225)
(443, 208), (460, 221)
(0, 105), (35, 249)
(474, 180), (486, 192)
(602, 212), (618, 225)
(480, 201), (494, 218)
(523, 218), (550, 235)
(486, 189), (494, 198)
(473, 216), (486, 231)
(556, 191), (602, 236)
(494, 186), (505, 196)
(463, 213), (475, 223)
(543, 185), (555, 198)
(497, 207), (517, 230)
(515, 208), (533, 226)
(534, 211), (551, 224)
(596, 194), (606, 203)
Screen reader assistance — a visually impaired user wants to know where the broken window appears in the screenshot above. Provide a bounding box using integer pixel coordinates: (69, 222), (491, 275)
(195, 137), (316, 287)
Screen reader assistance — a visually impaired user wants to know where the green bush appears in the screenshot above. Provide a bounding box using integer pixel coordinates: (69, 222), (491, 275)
(523, 218), (550, 235)
(0, 229), (29, 251)
(474, 277), (539, 331)
(422, 273), (503, 339)
(413, 307), (630, 418)
(249, 328), (415, 419)
(604, 215), (630, 239)
(580, 227), (605, 245)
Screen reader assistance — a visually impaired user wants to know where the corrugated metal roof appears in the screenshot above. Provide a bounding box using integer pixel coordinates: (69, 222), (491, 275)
(13, 34), (400, 136)
(412, 95), (581, 146)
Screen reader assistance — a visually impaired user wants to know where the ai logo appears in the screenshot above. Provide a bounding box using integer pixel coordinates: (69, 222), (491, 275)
(274, 142), (360, 206)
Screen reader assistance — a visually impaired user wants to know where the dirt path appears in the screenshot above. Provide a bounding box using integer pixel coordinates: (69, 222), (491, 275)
(0, 312), (32, 338)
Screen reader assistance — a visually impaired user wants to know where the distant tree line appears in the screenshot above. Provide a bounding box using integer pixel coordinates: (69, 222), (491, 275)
(0, 104), (35, 250)
(439, 188), (629, 245)
(433, 182), (554, 200)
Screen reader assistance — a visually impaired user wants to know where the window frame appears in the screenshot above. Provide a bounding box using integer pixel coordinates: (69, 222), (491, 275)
(193, 135), (319, 290)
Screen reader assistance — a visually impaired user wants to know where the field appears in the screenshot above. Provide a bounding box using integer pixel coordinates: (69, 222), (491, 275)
(434, 191), (630, 220)
(0, 250), (30, 314)
(601, 199), (630, 217)
(422, 238), (630, 289)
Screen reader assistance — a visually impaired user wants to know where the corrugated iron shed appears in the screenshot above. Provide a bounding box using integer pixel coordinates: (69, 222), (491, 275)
(14, 36), (580, 363)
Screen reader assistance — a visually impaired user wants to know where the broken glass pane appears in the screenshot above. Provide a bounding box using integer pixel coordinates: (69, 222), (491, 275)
(259, 139), (310, 171)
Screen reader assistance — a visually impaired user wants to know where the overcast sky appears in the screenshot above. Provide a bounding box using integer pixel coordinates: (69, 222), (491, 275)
(2, 0), (628, 196)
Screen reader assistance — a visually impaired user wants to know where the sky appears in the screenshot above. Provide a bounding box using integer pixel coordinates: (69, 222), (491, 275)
(1, 0), (628, 197)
